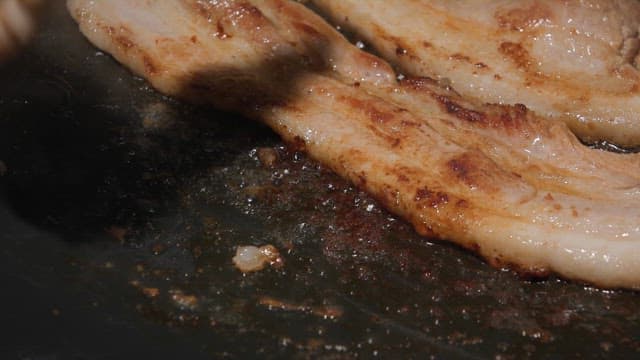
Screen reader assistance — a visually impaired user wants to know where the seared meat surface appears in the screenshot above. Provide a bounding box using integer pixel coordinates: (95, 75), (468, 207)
(68, 0), (640, 289)
(311, 0), (640, 147)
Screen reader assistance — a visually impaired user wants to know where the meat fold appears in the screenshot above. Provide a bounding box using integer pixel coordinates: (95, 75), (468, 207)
(311, 0), (640, 147)
(68, 0), (640, 289)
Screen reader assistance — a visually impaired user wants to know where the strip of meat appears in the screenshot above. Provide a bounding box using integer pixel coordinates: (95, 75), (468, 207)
(310, 0), (640, 147)
(67, 0), (640, 289)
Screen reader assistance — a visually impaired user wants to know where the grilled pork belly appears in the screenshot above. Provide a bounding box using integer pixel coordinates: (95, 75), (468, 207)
(311, 0), (640, 147)
(68, 0), (640, 289)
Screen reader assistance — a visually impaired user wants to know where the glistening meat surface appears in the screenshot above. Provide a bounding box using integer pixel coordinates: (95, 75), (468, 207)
(311, 0), (640, 147)
(68, 0), (640, 289)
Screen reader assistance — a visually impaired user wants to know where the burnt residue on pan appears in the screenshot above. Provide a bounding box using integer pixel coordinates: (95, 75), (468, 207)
(0, 2), (639, 359)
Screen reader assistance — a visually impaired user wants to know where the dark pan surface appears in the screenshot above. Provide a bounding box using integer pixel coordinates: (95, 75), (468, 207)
(1, 2), (639, 359)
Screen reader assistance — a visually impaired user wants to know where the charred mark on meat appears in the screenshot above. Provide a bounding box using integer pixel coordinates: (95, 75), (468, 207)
(434, 95), (486, 124)
(498, 41), (532, 70)
(415, 187), (449, 208)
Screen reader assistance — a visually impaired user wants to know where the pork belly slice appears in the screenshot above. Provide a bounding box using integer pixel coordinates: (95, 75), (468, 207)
(68, 0), (640, 289)
(311, 0), (640, 147)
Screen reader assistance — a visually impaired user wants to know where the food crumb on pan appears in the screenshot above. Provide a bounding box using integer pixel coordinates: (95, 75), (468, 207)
(105, 226), (128, 243)
(169, 289), (199, 310)
(256, 147), (279, 168)
(257, 296), (344, 320)
(129, 280), (160, 299)
(0, 160), (6, 176)
(142, 287), (160, 298)
(232, 244), (283, 273)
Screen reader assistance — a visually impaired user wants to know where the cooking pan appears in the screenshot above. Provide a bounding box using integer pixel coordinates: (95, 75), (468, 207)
(1, 2), (639, 358)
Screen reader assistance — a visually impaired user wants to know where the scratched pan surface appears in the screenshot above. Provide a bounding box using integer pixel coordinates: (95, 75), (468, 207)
(1, 2), (639, 359)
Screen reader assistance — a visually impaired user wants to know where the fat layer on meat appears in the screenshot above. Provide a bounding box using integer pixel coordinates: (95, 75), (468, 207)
(68, 0), (640, 289)
(311, 0), (640, 147)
